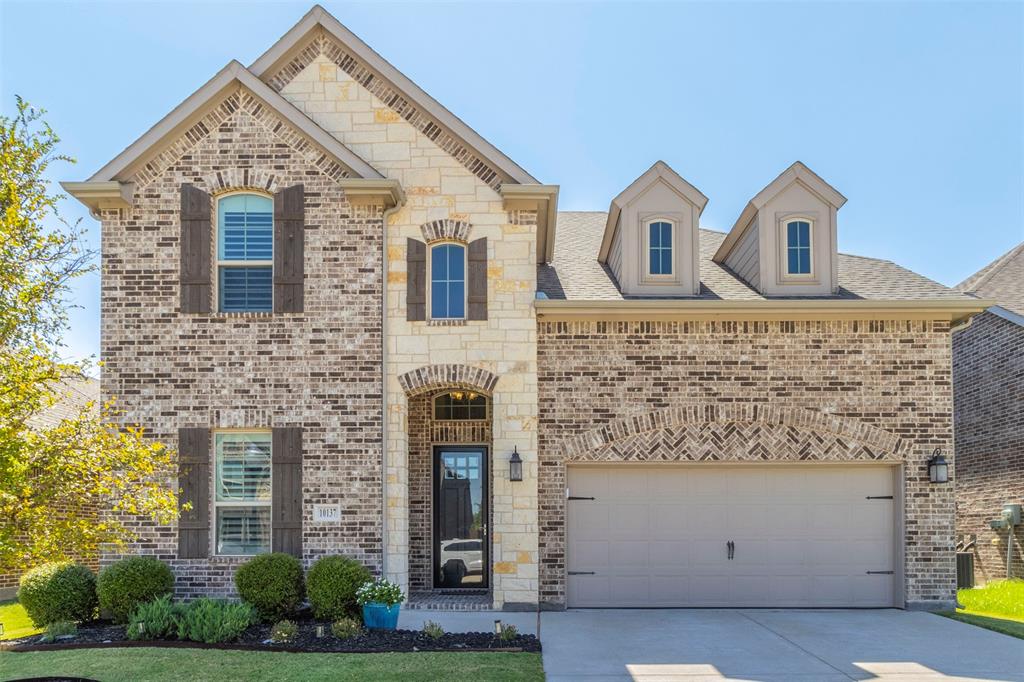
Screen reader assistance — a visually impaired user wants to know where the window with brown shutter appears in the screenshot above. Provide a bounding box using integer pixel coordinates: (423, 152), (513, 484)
(271, 427), (303, 557)
(467, 237), (488, 320)
(407, 238), (427, 321)
(180, 185), (212, 313)
(178, 427), (211, 559)
(273, 185), (304, 313)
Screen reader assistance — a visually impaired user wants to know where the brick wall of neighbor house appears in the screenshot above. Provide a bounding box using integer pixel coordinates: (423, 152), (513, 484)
(100, 91), (385, 597)
(538, 319), (957, 609)
(954, 310), (1024, 583)
(275, 45), (540, 608)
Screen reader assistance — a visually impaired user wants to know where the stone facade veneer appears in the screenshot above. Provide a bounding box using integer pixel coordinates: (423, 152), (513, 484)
(537, 318), (956, 609)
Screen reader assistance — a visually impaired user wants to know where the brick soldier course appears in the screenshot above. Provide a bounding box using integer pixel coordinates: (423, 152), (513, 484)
(65, 5), (987, 611)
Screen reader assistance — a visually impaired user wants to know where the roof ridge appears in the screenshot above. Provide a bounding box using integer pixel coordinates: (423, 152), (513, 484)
(956, 241), (1024, 293)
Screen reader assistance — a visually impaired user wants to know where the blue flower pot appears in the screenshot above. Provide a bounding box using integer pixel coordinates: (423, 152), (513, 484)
(362, 602), (401, 630)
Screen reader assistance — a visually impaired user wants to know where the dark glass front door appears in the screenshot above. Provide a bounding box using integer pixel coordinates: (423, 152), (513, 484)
(434, 447), (487, 588)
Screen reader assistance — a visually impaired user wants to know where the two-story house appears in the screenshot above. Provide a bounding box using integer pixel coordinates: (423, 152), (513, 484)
(65, 5), (986, 611)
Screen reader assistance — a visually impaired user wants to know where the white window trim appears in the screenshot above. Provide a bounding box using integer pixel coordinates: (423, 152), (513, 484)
(427, 240), (468, 321)
(640, 216), (679, 284)
(776, 215), (819, 283)
(215, 191), (274, 313)
(213, 428), (272, 557)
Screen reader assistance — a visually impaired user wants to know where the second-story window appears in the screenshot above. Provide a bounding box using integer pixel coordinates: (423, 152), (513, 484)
(647, 220), (673, 276)
(786, 220), (812, 275)
(218, 193), (273, 312)
(430, 242), (466, 319)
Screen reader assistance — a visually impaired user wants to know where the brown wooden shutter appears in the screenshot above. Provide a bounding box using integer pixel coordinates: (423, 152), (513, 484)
(177, 427), (210, 559)
(407, 238), (427, 321)
(272, 427), (303, 556)
(180, 184), (211, 313)
(273, 184), (304, 313)
(468, 237), (488, 320)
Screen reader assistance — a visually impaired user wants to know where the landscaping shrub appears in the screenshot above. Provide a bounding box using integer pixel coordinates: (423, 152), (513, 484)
(498, 623), (519, 643)
(234, 553), (305, 622)
(306, 555), (372, 621)
(126, 594), (185, 640)
(97, 556), (175, 623)
(41, 621), (77, 642)
(17, 562), (97, 627)
(176, 599), (255, 644)
(331, 617), (363, 640)
(422, 620), (444, 640)
(270, 619), (298, 644)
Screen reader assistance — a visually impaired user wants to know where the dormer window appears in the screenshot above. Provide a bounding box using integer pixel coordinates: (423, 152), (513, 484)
(785, 219), (812, 275)
(647, 220), (674, 276)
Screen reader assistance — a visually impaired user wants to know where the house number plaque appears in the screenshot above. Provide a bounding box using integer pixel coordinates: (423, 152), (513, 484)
(313, 504), (341, 523)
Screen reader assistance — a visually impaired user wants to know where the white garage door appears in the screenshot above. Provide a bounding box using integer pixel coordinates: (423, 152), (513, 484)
(567, 465), (898, 608)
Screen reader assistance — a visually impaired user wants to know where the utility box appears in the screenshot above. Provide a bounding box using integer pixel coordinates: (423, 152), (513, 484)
(1003, 504), (1022, 525)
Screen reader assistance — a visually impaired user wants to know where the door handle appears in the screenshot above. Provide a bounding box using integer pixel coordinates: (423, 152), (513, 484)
(727, 540), (734, 560)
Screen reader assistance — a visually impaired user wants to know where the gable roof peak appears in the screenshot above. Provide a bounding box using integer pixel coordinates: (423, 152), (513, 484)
(249, 4), (539, 187)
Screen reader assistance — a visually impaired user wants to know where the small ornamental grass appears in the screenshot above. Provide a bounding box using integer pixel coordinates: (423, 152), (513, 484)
(270, 619), (298, 644)
(97, 556), (175, 623)
(355, 578), (405, 607)
(41, 621), (77, 643)
(422, 620), (444, 640)
(176, 598), (256, 644)
(126, 594), (185, 640)
(331, 617), (363, 640)
(497, 623), (519, 643)
(306, 556), (372, 621)
(17, 562), (97, 627)
(958, 579), (1024, 619)
(234, 553), (305, 622)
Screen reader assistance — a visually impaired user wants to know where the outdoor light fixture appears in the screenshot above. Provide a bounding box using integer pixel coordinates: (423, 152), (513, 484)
(927, 449), (949, 484)
(509, 446), (523, 482)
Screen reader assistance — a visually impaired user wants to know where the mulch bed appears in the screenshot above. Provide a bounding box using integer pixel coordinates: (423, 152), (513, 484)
(1, 619), (541, 654)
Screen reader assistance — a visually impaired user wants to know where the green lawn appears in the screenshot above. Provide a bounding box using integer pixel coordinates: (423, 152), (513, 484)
(0, 600), (41, 641)
(939, 580), (1024, 641)
(0, 648), (545, 682)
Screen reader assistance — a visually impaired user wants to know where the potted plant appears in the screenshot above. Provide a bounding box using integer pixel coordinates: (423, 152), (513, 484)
(355, 578), (405, 630)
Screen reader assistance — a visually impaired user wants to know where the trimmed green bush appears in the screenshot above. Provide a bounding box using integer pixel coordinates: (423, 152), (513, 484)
(176, 599), (255, 644)
(17, 562), (97, 627)
(306, 555), (372, 621)
(126, 594), (185, 640)
(234, 553), (305, 622)
(97, 556), (175, 623)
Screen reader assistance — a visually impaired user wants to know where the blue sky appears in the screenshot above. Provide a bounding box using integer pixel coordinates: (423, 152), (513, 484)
(2, 1), (1022, 363)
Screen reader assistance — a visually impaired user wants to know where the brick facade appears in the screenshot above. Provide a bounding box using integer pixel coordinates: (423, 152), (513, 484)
(100, 90), (385, 597)
(537, 318), (957, 609)
(953, 310), (1024, 583)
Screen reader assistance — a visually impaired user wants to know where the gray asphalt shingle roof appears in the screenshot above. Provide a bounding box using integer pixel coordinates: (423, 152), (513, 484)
(538, 212), (978, 303)
(955, 242), (1024, 317)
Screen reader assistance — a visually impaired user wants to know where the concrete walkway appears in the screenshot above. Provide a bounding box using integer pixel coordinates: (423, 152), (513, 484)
(540, 609), (1024, 682)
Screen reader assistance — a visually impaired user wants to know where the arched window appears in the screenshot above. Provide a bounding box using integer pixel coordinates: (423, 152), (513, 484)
(434, 390), (487, 420)
(785, 219), (812, 275)
(217, 193), (273, 312)
(646, 219), (674, 276)
(430, 242), (466, 319)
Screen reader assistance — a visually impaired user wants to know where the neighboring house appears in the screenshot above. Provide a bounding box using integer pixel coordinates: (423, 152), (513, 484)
(0, 376), (101, 599)
(953, 242), (1024, 584)
(64, 5), (986, 611)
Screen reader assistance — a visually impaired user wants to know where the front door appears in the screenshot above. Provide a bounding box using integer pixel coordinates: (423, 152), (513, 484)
(434, 446), (488, 589)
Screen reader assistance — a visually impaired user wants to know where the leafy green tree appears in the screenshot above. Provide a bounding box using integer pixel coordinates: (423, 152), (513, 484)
(0, 97), (179, 573)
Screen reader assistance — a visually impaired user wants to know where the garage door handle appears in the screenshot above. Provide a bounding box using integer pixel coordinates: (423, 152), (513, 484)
(568, 571), (595, 575)
(568, 496), (595, 501)
(866, 570), (894, 575)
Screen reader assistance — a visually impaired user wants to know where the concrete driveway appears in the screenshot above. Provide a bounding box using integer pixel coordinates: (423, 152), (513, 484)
(540, 609), (1024, 682)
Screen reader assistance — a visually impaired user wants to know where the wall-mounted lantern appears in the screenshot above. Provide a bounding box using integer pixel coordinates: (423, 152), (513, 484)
(509, 446), (523, 482)
(927, 449), (949, 484)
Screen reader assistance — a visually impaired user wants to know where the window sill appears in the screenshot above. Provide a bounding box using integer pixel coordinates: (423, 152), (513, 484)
(428, 318), (469, 327)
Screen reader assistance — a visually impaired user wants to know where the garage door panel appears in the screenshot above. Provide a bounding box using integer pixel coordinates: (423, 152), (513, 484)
(567, 465), (897, 608)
